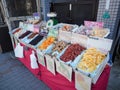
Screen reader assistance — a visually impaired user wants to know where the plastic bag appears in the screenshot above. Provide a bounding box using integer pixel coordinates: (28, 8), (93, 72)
(30, 51), (39, 69)
(14, 43), (24, 58)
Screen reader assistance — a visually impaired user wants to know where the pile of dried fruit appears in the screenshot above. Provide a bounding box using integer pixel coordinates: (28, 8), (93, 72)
(60, 44), (85, 62)
(61, 25), (73, 31)
(38, 36), (55, 50)
(77, 48), (106, 72)
(52, 41), (68, 53)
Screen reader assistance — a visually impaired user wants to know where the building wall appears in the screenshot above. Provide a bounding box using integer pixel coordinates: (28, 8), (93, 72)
(97, 0), (120, 39)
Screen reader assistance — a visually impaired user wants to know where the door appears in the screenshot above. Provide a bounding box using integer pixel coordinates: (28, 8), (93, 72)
(50, 0), (99, 25)
(51, 3), (70, 23)
(71, 0), (98, 25)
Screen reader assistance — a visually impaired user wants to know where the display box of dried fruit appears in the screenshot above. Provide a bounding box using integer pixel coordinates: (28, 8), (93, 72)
(57, 44), (85, 65)
(73, 48), (109, 84)
(51, 41), (69, 56)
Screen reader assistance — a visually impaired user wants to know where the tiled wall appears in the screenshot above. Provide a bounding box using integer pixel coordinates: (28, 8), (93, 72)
(42, 0), (120, 39)
(97, 0), (120, 39)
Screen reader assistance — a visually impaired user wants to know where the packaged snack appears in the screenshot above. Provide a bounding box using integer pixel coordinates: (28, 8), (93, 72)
(29, 35), (44, 45)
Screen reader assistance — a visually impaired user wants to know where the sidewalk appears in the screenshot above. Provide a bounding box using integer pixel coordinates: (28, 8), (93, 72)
(0, 52), (50, 90)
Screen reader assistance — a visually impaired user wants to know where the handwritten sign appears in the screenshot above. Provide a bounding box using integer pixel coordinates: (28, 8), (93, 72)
(34, 25), (40, 33)
(58, 30), (72, 43)
(27, 24), (34, 32)
(45, 54), (56, 75)
(19, 22), (24, 28)
(75, 71), (91, 90)
(71, 33), (88, 48)
(87, 37), (113, 54)
(55, 60), (72, 82)
(37, 49), (45, 66)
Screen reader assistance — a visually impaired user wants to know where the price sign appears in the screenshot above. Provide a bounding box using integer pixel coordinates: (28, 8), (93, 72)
(75, 71), (91, 90)
(37, 49), (45, 66)
(45, 54), (56, 75)
(55, 60), (72, 82)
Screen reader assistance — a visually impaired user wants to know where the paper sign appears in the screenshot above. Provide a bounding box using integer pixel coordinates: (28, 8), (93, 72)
(14, 43), (24, 58)
(75, 71), (91, 90)
(48, 29), (58, 38)
(84, 21), (104, 28)
(55, 60), (72, 82)
(37, 49), (45, 66)
(71, 32), (88, 48)
(19, 22), (24, 28)
(45, 54), (56, 75)
(27, 24), (34, 32)
(34, 25), (40, 33)
(58, 30), (72, 43)
(87, 37), (113, 54)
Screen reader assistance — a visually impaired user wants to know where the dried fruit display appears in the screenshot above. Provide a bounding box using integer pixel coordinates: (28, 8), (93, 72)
(60, 44), (85, 62)
(38, 36), (55, 50)
(77, 48), (106, 72)
(52, 41), (68, 53)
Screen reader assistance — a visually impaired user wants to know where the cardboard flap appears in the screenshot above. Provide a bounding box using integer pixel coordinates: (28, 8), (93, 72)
(58, 30), (72, 43)
(87, 37), (113, 54)
(71, 33), (88, 48)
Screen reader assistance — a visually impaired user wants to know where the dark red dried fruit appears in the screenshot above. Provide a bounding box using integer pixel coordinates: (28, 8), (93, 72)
(60, 44), (85, 62)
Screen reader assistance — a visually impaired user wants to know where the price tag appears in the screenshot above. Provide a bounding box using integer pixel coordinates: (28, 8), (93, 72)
(71, 33), (88, 48)
(19, 22), (24, 28)
(27, 24), (34, 32)
(37, 49), (45, 66)
(58, 30), (72, 43)
(34, 25), (40, 33)
(55, 60), (72, 82)
(75, 71), (91, 90)
(45, 54), (56, 75)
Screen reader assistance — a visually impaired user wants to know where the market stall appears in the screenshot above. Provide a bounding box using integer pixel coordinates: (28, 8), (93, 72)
(11, 18), (113, 90)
